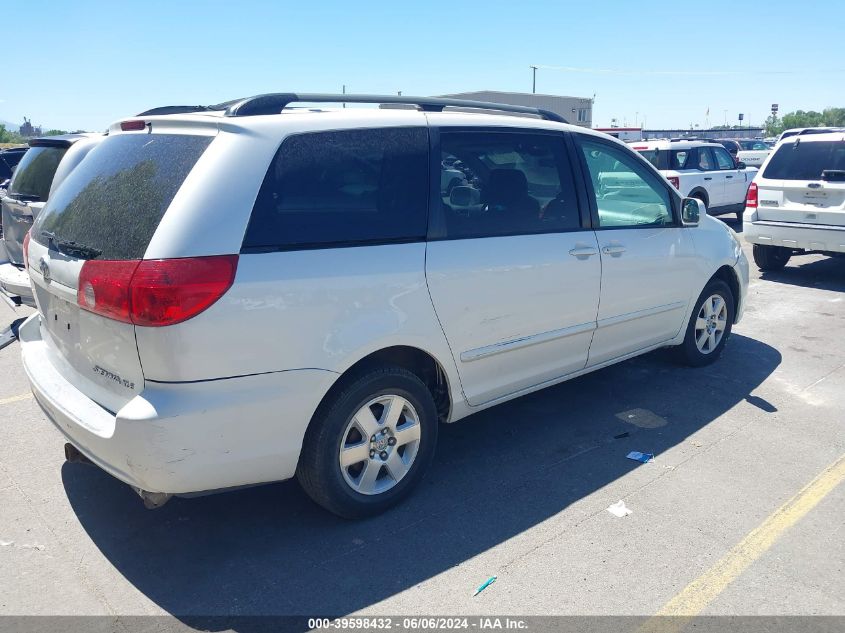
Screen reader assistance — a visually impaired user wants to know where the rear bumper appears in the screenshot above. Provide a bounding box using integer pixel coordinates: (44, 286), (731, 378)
(744, 219), (845, 253)
(0, 261), (35, 307)
(19, 313), (337, 495)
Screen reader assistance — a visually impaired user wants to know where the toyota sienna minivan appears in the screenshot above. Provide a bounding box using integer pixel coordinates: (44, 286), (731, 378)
(19, 94), (748, 517)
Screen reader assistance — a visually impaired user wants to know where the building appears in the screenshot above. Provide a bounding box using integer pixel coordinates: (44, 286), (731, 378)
(437, 91), (593, 127)
(642, 127), (764, 140)
(594, 127), (643, 142)
(19, 117), (42, 138)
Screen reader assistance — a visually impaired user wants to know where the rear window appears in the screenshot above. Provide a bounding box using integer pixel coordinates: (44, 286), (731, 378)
(32, 133), (213, 260)
(763, 140), (845, 180)
(243, 127), (429, 251)
(8, 146), (67, 201)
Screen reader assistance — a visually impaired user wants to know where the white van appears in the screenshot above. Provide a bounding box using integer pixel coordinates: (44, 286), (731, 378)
(19, 94), (748, 517)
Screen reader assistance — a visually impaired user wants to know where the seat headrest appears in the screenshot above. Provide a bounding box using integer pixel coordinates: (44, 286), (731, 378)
(485, 169), (529, 203)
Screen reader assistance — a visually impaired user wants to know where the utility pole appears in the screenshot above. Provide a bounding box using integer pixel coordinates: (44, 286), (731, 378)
(342, 84), (346, 108)
(530, 65), (538, 94)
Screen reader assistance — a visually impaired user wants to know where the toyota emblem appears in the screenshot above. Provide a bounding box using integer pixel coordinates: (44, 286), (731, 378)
(39, 258), (51, 284)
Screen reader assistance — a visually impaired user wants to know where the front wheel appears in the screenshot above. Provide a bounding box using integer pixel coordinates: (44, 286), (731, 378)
(297, 367), (438, 518)
(753, 244), (791, 271)
(675, 279), (735, 367)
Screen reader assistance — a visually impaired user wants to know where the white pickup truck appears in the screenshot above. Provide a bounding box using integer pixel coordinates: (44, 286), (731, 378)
(632, 139), (756, 221)
(736, 139), (772, 169)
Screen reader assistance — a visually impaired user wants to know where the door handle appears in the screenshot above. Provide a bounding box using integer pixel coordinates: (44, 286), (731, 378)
(569, 246), (598, 259)
(704, 177), (712, 181)
(602, 244), (626, 255)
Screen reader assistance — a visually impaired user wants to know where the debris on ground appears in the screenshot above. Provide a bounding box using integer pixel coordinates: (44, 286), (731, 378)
(606, 500), (633, 517)
(626, 451), (654, 463)
(473, 576), (497, 596)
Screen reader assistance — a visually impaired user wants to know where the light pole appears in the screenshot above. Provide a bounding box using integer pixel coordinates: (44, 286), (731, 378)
(530, 65), (538, 94)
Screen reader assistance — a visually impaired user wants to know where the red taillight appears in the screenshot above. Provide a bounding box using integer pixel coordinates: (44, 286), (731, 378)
(745, 182), (758, 209)
(120, 120), (147, 131)
(667, 176), (680, 189)
(77, 255), (238, 327)
(22, 231), (30, 270)
(78, 260), (140, 323)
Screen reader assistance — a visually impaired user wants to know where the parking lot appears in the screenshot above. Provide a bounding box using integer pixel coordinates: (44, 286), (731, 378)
(0, 224), (843, 625)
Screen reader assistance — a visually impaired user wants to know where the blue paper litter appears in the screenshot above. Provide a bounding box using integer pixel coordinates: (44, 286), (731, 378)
(626, 451), (654, 463)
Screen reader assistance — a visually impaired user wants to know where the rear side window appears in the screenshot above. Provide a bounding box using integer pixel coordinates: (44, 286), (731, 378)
(243, 127), (429, 250)
(763, 140), (845, 180)
(32, 133), (213, 260)
(8, 146), (67, 201)
(671, 150), (691, 169)
(638, 150), (660, 168)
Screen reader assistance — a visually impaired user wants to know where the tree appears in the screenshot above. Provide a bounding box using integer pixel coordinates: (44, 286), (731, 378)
(43, 129), (68, 137)
(0, 124), (26, 145)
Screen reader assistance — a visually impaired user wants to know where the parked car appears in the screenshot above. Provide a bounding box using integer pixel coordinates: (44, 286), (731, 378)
(744, 131), (845, 270)
(0, 134), (100, 306)
(632, 139), (754, 221)
(736, 139), (771, 169)
(0, 147), (28, 201)
(19, 94), (748, 517)
(716, 139), (741, 157)
(777, 127), (845, 143)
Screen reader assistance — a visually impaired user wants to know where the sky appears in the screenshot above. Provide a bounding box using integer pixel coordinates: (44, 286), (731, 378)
(5, 0), (844, 132)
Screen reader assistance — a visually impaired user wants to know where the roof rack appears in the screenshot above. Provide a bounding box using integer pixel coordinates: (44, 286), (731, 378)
(136, 99), (239, 116)
(221, 93), (568, 123)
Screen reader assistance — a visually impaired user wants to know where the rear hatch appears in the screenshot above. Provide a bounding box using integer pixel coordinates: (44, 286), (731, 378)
(757, 137), (845, 226)
(27, 129), (216, 412)
(1, 140), (69, 264)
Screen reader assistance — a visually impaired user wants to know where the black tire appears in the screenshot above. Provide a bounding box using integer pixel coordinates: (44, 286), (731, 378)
(675, 279), (735, 367)
(297, 366), (438, 519)
(753, 244), (791, 271)
(735, 209), (744, 222)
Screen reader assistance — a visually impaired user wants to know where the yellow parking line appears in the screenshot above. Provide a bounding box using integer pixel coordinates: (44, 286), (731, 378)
(641, 452), (845, 632)
(0, 392), (32, 406)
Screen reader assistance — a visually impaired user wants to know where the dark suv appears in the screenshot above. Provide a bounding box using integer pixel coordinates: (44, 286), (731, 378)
(1, 134), (99, 306)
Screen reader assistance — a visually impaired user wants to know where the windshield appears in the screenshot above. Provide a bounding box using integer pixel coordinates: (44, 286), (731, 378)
(32, 133), (214, 260)
(7, 146), (67, 201)
(763, 140), (845, 180)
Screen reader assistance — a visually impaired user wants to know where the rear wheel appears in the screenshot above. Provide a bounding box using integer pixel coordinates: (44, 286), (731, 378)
(297, 367), (438, 518)
(676, 279), (734, 367)
(753, 244), (791, 271)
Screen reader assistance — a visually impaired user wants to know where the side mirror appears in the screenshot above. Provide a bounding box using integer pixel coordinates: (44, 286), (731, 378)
(449, 185), (481, 207)
(736, 161), (747, 169)
(681, 197), (703, 226)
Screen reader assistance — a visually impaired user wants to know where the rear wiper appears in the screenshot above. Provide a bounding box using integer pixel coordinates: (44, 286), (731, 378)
(40, 230), (102, 260)
(7, 192), (40, 202)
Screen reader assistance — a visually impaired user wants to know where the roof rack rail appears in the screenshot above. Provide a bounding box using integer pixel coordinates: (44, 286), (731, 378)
(221, 93), (569, 123)
(136, 99), (240, 116)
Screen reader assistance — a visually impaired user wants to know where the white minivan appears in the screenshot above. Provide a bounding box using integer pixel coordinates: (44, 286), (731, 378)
(19, 94), (748, 517)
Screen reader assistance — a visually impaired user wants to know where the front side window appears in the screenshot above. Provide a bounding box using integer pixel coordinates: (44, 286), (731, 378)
(437, 131), (581, 239)
(697, 148), (715, 171)
(713, 147), (736, 170)
(244, 127), (429, 250)
(580, 138), (673, 228)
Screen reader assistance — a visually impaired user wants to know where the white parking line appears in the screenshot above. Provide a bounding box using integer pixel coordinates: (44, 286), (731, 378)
(0, 393), (33, 406)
